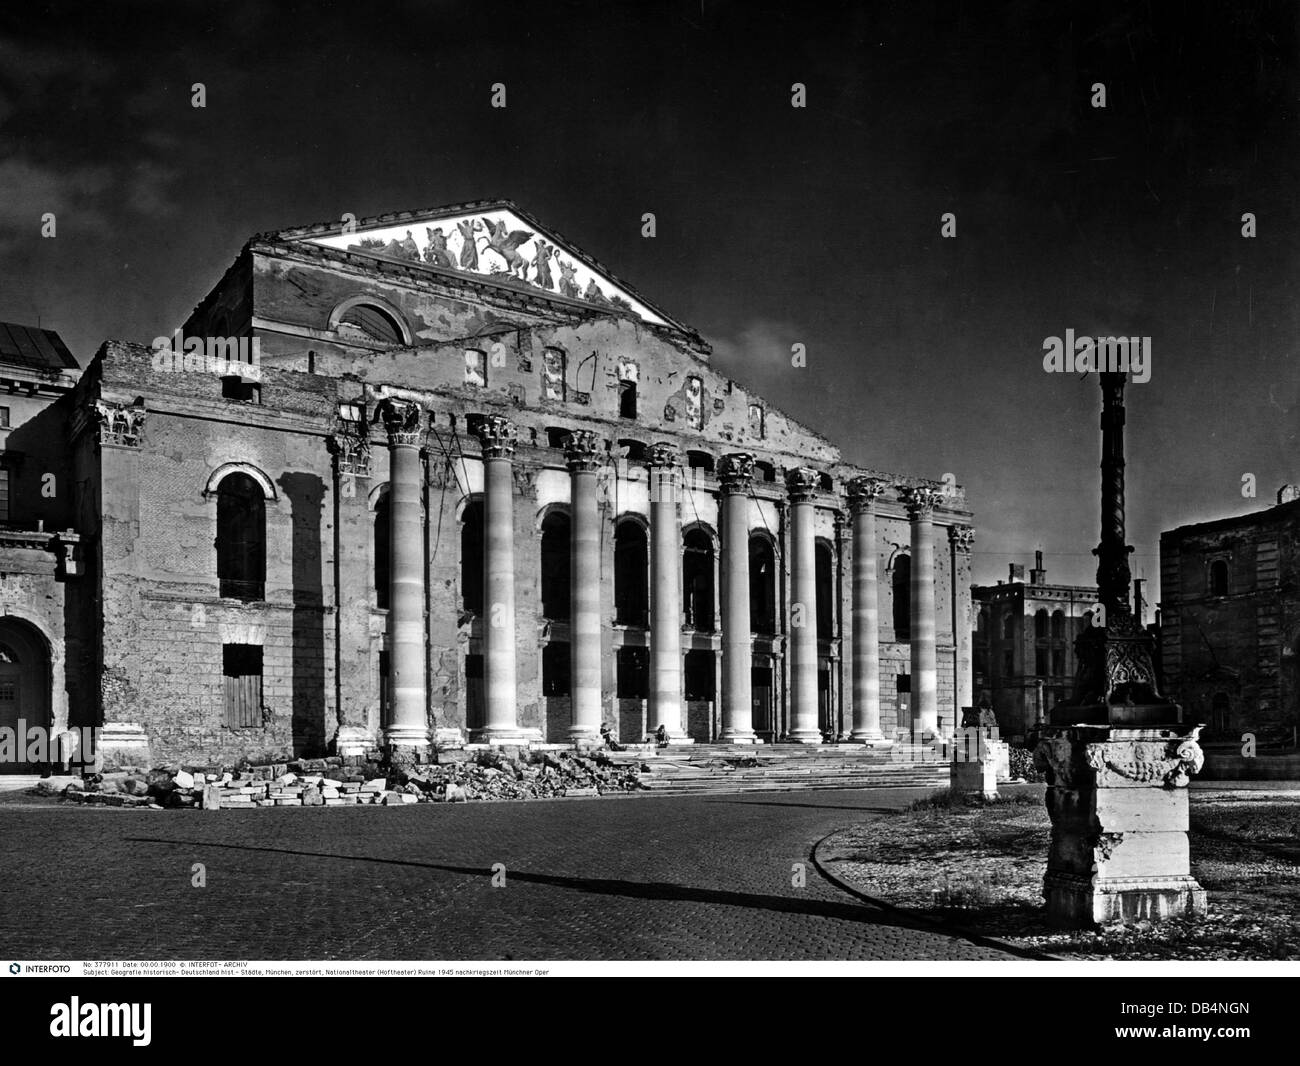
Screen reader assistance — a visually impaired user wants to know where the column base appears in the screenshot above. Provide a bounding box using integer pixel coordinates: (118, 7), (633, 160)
(472, 727), (543, 746)
(334, 725), (374, 758)
(782, 729), (824, 745)
(383, 725), (430, 753)
(95, 722), (152, 772)
(847, 729), (891, 746)
(1044, 872), (1207, 927)
(568, 727), (603, 748)
(718, 729), (758, 744)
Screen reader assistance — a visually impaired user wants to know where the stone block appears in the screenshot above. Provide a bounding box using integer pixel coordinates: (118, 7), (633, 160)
(201, 784), (221, 810)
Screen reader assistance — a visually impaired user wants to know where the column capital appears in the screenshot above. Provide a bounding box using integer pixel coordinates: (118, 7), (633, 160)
(900, 485), (944, 520)
(329, 430), (372, 478)
(718, 452), (755, 495)
(476, 414), (518, 459)
(379, 398), (425, 448)
(785, 466), (821, 503)
(947, 523), (975, 554)
(846, 476), (889, 514)
(647, 441), (680, 469)
(564, 430), (604, 473)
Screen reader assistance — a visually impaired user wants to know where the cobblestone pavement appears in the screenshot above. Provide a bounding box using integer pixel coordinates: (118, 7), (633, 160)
(0, 788), (1017, 960)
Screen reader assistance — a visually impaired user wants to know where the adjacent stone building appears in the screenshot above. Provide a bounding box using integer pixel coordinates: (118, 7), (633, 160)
(1159, 487), (1300, 745)
(3, 201), (976, 769)
(972, 552), (1095, 740)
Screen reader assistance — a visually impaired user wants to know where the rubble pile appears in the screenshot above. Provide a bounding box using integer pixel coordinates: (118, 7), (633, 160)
(34, 749), (645, 809)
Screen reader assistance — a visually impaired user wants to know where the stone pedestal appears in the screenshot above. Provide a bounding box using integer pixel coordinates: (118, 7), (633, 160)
(95, 722), (151, 772)
(1034, 723), (1207, 927)
(333, 725), (373, 758)
(949, 726), (1006, 799)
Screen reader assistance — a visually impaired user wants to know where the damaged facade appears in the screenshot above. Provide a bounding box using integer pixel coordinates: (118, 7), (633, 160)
(2, 201), (975, 768)
(1160, 487), (1300, 745)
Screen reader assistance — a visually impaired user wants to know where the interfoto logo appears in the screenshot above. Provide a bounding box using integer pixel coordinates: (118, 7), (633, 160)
(1041, 329), (1151, 383)
(150, 330), (262, 380)
(50, 998), (151, 1046)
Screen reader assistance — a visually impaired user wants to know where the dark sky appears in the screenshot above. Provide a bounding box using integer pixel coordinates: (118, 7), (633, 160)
(1, 0), (1296, 601)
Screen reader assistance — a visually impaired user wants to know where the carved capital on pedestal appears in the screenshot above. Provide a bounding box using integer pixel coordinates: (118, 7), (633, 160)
(846, 476), (888, 514)
(379, 399), (425, 448)
(475, 415), (517, 460)
(1035, 727), (1204, 790)
(564, 430), (604, 473)
(900, 485), (944, 520)
(329, 430), (372, 478)
(947, 524), (975, 554)
(718, 452), (755, 495)
(647, 441), (680, 469)
(785, 466), (821, 503)
(92, 399), (146, 447)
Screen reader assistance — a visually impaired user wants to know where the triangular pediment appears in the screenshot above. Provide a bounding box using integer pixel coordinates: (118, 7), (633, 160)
(295, 202), (673, 328)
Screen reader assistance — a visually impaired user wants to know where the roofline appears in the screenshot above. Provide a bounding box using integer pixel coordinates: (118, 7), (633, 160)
(1161, 498), (1300, 540)
(259, 198), (699, 339)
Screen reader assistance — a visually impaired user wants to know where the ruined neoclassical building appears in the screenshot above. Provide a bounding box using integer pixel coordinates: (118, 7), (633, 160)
(0, 201), (975, 768)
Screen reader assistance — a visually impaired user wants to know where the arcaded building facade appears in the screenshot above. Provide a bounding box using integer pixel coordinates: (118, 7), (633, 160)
(6, 202), (976, 767)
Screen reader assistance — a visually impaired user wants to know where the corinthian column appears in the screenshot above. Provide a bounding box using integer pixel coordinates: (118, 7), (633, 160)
(785, 467), (822, 743)
(475, 415), (524, 741)
(718, 453), (756, 743)
(847, 477), (888, 743)
(948, 524), (975, 734)
(648, 442), (689, 742)
(380, 399), (429, 753)
(566, 430), (604, 745)
(902, 486), (944, 737)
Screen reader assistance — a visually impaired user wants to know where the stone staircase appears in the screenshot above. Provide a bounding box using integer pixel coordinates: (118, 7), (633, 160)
(605, 743), (951, 796)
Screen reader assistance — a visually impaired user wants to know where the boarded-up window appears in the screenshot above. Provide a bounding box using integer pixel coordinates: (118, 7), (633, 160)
(223, 644), (263, 728)
(464, 348), (486, 388)
(542, 347), (566, 402)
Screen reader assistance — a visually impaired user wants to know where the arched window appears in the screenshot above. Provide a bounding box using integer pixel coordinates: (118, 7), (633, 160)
(1034, 609), (1049, 639)
(1051, 609), (1065, 640)
(614, 519), (648, 626)
(461, 500), (484, 614)
(815, 541), (834, 640)
(682, 528), (714, 632)
(750, 534), (776, 635)
(1002, 611), (1015, 640)
(337, 304), (403, 345)
(892, 554), (911, 640)
(374, 490), (390, 610)
(1209, 560), (1229, 597)
(216, 473), (266, 601)
(540, 511), (571, 620)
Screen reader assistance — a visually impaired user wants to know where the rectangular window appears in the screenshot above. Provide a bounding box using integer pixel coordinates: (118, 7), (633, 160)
(896, 673), (911, 693)
(0, 407), (9, 428)
(1051, 648), (1065, 676)
(1035, 648), (1048, 675)
(1002, 649), (1014, 677)
(616, 646), (649, 699)
(0, 467), (8, 523)
(748, 403), (764, 438)
(684, 650), (715, 701)
(619, 380), (637, 419)
(222, 644), (263, 728)
(542, 641), (571, 697)
(464, 348), (486, 388)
